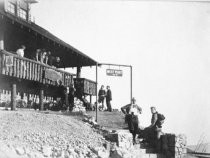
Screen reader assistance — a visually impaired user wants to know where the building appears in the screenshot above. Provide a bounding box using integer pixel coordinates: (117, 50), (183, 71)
(0, 0), (97, 110)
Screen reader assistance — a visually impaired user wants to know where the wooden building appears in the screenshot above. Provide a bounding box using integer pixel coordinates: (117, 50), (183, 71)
(0, 0), (97, 110)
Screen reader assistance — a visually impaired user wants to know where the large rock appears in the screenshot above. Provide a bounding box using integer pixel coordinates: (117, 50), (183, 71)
(41, 145), (52, 157)
(105, 130), (133, 150)
(161, 134), (187, 158)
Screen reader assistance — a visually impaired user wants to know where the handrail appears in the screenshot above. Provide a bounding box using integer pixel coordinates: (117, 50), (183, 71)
(0, 49), (75, 87)
(0, 49), (75, 76)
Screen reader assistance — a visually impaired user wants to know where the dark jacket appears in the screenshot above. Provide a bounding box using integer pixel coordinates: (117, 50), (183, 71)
(151, 112), (162, 128)
(98, 89), (106, 97)
(106, 89), (112, 101)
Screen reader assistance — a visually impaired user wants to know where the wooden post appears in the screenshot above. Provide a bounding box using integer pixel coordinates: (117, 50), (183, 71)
(65, 90), (69, 108)
(130, 66), (132, 104)
(90, 95), (92, 104)
(96, 63), (98, 122)
(39, 89), (44, 111)
(76, 66), (81, 78)
(0, 26), (4, 50)
(11, 83), (17, 110)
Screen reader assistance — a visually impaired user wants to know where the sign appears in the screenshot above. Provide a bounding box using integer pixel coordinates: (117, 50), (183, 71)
(106, 69), (123, 77)
(45, 69), (62, 82)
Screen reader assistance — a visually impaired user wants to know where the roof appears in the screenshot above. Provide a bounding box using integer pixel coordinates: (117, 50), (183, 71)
(0, 10), (97, 68)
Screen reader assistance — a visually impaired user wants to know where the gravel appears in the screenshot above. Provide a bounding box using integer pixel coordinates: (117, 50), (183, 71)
(0, 109), (106, 158)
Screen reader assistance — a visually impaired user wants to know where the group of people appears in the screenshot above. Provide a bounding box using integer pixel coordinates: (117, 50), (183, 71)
(16, 45), (61, 68)
(98, 85), (112, 112)
(121, 98), (165, 149)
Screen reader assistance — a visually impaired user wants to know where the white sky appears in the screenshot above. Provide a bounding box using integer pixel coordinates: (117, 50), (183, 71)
(31, 0), (210, 145)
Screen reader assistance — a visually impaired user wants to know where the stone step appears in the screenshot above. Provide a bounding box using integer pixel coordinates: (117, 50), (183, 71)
(139, 148), (156, 154)
(140, 153), (166, 158)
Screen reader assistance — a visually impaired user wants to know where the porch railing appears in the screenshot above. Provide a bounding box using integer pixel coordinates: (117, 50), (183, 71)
(0, 50), (74, 87)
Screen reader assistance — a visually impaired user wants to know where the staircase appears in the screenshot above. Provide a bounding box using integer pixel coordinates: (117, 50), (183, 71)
(134, 143), (166, 158)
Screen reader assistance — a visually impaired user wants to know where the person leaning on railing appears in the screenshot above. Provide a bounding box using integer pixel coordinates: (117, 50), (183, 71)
(16, 45), (26, 71)
(16, 45), (26, 57)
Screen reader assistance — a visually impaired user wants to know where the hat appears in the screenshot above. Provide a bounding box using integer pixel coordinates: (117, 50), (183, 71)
(132, 97), (136, 101)
(150, 106), (156, 110)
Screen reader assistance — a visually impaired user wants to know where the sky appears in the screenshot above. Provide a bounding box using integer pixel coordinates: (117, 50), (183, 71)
(31, 0), (210, 145)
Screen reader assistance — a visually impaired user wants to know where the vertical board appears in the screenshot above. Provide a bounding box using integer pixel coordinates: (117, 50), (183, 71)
(13, 58), (16, 77)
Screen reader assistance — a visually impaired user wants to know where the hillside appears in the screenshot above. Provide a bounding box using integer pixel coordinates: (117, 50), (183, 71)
(0, 109), (106, 158)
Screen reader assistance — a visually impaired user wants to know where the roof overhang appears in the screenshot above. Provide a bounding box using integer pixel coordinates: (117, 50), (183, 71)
(0, 10), (97, 68)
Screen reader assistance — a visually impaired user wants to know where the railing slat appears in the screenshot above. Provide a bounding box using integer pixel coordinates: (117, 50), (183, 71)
(37, 64), (40, 82)
(2, 54), (6, 75)
(23, 61), (26, 79)
(34, 63), (37, 81)
(0, 54), (2, 73)
(16, 58), (19, 78)
(29, 62), (32, 80)
(13, 58), (16, 77)
(20, 59), (22, 78)
(26, 61), (29, 79)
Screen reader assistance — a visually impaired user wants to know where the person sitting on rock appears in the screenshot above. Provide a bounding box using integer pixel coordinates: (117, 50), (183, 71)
(143, 106), (165, 149)
(121, 97), (143, 144)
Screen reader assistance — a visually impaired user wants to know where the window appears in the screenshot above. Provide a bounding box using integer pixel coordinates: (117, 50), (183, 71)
(7, 2), (16, 14)
(19, 8), (27, 20)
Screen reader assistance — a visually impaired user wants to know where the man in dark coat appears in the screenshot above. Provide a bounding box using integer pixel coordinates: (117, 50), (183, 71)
(98, 85), (106, 110)
(106, 86), (112, 112)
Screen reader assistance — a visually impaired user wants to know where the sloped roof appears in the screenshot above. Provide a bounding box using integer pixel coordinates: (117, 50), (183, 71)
(0, 10), (97, 67)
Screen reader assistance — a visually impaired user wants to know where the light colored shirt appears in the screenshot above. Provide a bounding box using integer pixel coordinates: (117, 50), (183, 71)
(16, 48), (24, 57)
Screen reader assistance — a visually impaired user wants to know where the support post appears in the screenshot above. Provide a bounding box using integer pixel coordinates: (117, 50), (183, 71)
(11, 83), (17, 110)
(90, 95), (92, 104)
(76, 67), (81, 78)
(96, 63), (98, 122)
(65, 89), (69, 108)
(130, 66), (132, 104)
(39, 89), (44, 111)
(0, 26), (4, 50)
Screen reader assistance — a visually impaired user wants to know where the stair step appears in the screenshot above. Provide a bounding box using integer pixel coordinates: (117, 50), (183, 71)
(139, 148), (156, 154)
(140, 153), (166, 158)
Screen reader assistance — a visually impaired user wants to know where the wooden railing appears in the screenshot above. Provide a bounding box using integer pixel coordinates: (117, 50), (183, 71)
(74, 78), (96, 96)
(0, 50), (75, 87)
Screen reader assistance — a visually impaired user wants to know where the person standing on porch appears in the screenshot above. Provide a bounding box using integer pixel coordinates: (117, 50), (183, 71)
(106, 86), (112, 112)
(16, 45), (26, 57)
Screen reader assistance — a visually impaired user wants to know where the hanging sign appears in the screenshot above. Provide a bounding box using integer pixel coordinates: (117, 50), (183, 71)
(45, 69), (62, 81)
(106, 69), (123, 77)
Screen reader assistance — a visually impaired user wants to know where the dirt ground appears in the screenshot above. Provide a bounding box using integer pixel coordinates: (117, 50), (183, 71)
(86, 111), (127, 130)
(0, 109), (106, 158)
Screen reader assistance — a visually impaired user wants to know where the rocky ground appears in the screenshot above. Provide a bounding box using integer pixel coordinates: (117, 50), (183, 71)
(0, 109), (106, 158)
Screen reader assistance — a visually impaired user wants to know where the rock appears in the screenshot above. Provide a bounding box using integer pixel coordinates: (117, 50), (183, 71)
(15, 146), (25, 155)
(41, 146), (52, 157)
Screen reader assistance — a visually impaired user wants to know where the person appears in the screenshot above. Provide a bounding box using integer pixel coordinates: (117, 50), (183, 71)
(68, 84), (75, 111)
(35, 49), (42, 62)
(16, 45), (26, 57)
(53, 56), (61, 68)
(121, 97), (143, 144)
(46, 51), (54, 66)
(106, 86), (112, 112)
(16, 45), (26, 71)
(40, 49), (47, 64)
(143, 107), (164, 148)
(81, 95), (94, 111)
(98, 85), (106, 110)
